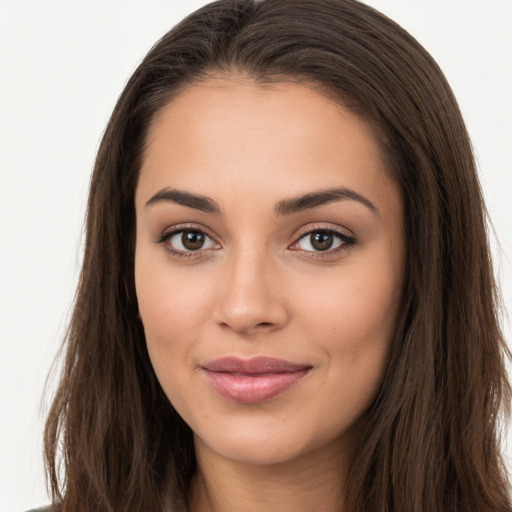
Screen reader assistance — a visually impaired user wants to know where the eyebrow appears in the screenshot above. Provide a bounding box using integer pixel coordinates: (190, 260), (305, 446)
(275, 187), (377, 216)
(145, 186), (378, 215)
(145, 188), (221, 214)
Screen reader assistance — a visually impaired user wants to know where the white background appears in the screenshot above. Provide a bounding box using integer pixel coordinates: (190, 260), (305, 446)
(1, 1), (511, 510)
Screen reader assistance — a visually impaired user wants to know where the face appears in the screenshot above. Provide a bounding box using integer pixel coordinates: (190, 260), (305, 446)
(134, 78), (405, 468)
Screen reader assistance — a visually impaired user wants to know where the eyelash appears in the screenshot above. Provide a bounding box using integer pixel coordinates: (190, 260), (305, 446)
(155, 223), (356, 260)
(155, 224), (218, 260)
(291, 224), (356, 259)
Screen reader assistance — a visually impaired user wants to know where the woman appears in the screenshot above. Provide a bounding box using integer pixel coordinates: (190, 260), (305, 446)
(40, 0), (511, 510)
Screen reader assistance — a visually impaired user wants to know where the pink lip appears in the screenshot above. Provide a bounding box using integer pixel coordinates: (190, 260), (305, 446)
(202, 356), (312, 404)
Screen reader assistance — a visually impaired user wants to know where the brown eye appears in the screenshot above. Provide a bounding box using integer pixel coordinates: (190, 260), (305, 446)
(181, 230), (205, 250)
(295, 229), (353, 253)
(310, 232), (334, 251)
(166, 229), (218, 252)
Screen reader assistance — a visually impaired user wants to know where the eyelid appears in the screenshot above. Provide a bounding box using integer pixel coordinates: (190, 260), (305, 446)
(293, 223), (355, 241)
(288, 223), (356, 256)
(155, 223), (221, 258)
(156, 223), (219, 243)
(155, 222), (355, 259)
(295, 222), (355, 240)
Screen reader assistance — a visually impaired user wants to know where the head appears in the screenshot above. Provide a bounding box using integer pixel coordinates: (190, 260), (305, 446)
(44, 1), (511, 511)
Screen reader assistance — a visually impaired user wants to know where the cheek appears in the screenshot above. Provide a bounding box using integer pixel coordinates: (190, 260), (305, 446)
(300, 266), (401, 423)
(135, 261), (214, 418)
(295, 257), (402, 406)
(135, 257), (212, 362)
(304, 263), (401, 340)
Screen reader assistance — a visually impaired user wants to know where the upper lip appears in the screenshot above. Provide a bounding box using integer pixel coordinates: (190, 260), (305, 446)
(202, 356), (312, 374)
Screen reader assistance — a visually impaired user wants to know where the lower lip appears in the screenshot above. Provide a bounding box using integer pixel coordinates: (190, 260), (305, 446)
(204, 369), (310, 404)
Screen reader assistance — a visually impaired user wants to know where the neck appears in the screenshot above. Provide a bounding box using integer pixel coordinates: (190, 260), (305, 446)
(187, 437), (350, 512)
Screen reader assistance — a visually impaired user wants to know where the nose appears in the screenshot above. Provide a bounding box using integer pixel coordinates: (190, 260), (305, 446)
(213, 249), (289, 336)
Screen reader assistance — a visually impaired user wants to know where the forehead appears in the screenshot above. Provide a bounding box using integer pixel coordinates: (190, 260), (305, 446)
(145, 77), (380, 158)
(136, 77), (397, 215)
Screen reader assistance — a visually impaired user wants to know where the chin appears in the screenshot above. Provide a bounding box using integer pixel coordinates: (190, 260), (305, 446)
(192, 415), (352, 468)
(196, 433), (306, 466)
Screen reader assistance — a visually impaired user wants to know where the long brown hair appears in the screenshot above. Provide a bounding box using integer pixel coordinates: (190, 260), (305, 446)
(44, 1), (511, 510)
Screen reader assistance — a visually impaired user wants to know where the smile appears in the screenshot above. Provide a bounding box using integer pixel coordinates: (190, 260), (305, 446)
(202, 356), (312, 404)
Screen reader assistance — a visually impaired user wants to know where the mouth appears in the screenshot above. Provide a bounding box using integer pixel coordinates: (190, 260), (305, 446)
(202, 356), (312, 404)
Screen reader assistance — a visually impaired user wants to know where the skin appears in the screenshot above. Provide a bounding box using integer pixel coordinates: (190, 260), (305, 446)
(134, 77), (405, 512)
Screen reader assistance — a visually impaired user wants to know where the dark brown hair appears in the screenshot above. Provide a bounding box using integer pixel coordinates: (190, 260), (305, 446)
(44, 1), (511, 510)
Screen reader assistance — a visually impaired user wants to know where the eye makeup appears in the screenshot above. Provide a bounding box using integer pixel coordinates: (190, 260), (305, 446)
(154, 223), (220, 259)
(154, 222), (356, 261)
(290, 223), (356, 259)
